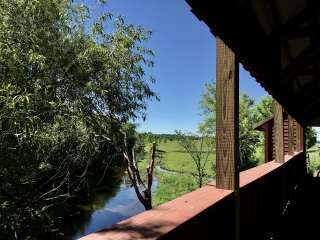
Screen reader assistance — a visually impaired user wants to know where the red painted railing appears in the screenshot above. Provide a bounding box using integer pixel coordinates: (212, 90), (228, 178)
(80, 151), (306, 240)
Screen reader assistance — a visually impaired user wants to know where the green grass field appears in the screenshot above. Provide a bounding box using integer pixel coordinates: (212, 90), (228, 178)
(307, 145), (320, 175)
(153, 172), (198, 206)
(158, 140), (216, 177)
(150, 139), (320, 206)
(151, 139), (265, 206)
(151, 140), (215, 206)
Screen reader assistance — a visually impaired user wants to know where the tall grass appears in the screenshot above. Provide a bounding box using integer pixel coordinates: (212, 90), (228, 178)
(153, 173), (198, 206)
(307, 145), (320, 175)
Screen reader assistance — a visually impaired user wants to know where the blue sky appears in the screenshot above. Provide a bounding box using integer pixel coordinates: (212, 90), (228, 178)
(90, 0), (269, 133)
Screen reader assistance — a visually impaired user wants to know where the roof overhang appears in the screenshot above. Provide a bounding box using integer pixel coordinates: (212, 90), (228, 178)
(254, 115), (274, 131)
(187, 0), (320, 126)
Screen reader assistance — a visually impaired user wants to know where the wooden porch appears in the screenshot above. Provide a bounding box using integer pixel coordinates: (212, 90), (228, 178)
(81, 152), (308, 240)
(81, 0), (320, 239)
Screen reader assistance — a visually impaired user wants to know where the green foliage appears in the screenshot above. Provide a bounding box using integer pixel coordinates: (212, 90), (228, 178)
(137, 139), (212, 206)
(153, 173), (198, 206)
(0, 0), (156, 238)
(158, 140), (215, 177)
(306, 127), (317, 149)
(175, 131), (214, 187)
(251, 96), (317, 150)
(198, 83), (261, 171)
(198, 83), (216, 136)
(239, 93), (260, 170)
(139, 132), (162, 145)
(252, 95), (273, 123)
(307, 147), (320, 175)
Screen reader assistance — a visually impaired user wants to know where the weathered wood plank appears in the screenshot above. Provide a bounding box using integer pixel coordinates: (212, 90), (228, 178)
(288, 115), (295, 155)
(265, 123), (273, 162)
(300, 125), (305, 152)
(264, 126), (269, 163)
(216, 37), (239, 190)
(295, 120), (302, 152)
(273, 100), (284, 163)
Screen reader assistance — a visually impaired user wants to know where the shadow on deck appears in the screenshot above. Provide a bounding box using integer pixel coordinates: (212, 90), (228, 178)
(275, 176), (320, 240)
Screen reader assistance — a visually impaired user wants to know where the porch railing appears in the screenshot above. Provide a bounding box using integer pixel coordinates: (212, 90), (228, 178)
(80, 151), (306, 240)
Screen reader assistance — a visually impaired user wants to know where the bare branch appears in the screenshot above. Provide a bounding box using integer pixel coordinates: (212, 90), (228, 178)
(176, 132), (214, 187)
(120, 133), (155, 210)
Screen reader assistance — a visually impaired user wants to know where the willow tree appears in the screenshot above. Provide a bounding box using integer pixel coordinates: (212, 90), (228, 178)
(0, 0), (156, 239)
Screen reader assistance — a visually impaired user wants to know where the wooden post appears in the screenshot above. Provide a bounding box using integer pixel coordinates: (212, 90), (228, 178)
(216, 37), (239, 190)
(300, 126), (305, 152)
(295, 121), (307, 175)
(216, 37), (240, 240)
(273, 100), (284, 163)
(264, 123), (273, 163)
(263, 126), (269, 163)
(295, 121), (302, 152)
(288, 115), (294, 155)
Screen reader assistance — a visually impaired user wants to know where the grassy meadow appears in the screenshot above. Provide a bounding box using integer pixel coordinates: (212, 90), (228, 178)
(149, 139), (266, 206)
(151, 140), (215, 206)
(307, 145), (320, 175)
(158, 140), (216, 177)
(141, 137), (320, 207)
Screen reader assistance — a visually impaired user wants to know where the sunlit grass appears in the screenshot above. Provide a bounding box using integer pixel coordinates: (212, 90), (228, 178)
(151, 140), (265, 206)
(158, 140), (216, 177)
(307, 145), (320, 175)
(153, 172), (198, 206)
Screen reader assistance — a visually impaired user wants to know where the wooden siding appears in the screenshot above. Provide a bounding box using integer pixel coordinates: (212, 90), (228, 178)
(258, 112), (298, 163)
(271, 113), (297, 161)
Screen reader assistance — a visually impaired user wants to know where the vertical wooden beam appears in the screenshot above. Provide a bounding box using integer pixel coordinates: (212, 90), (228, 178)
(263, 126), (269, 163)
(295, 121), (302, 152)
(273, 99), (284, 163)
(265, 122), (273, 162)
(288, 115), (295, 155)
(216, 37), (239, 190)
(300, 125), (305, 152)
(302, 126), (307, 177)
(296, 122), (307, 175)
(216, 37), (240, 240)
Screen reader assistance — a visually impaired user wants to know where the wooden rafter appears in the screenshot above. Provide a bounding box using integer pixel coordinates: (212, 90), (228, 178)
(281, 26), (313, 39)
(270, 8), (310, 40)
(299, 67), (320, 75)
(280, 41), (320, 87)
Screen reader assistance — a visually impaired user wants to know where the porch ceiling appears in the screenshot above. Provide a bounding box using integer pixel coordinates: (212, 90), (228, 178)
(187, 0), (320, 126)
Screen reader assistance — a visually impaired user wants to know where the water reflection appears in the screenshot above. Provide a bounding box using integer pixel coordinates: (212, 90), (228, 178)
(65, 170), (158, 239)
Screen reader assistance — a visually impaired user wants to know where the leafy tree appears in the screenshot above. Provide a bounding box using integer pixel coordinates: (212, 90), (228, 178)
(252, 96), (273, 123)
(198, 83), (216, 136)
(0, 0), (156, 238)
(306, 127), (317, 149)
(199, 83), (260, 171)
(239, 94), (260, 169)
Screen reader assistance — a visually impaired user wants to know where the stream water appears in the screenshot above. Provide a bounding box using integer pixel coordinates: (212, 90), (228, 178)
(65, 174), (158, 240)
(64, 166), (213, 239)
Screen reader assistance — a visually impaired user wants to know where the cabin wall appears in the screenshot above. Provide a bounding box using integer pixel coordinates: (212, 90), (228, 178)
(267, 113), (296, 162)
